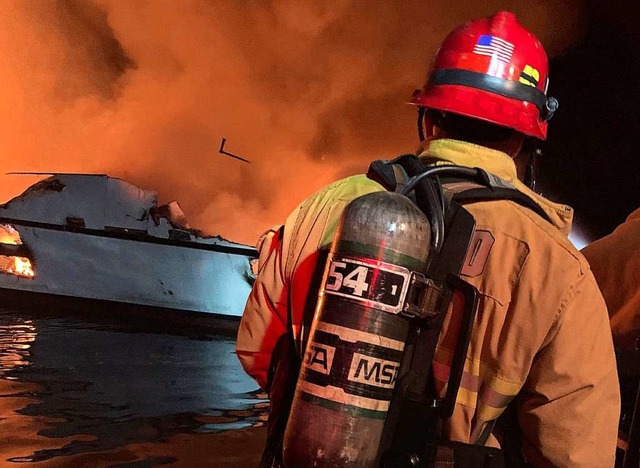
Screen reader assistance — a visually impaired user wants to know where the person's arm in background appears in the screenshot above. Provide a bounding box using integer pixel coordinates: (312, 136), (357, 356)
(582, 208), (640, 349)
(519, 272), (620, 467)
(236, 225), (288, 391)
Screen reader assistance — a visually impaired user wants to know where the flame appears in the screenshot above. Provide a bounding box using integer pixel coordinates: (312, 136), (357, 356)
(0, 224), (21, 245)
(0, 254), (35, 279)
(9, 256), (35, 278)
(0, 224), (35, 278)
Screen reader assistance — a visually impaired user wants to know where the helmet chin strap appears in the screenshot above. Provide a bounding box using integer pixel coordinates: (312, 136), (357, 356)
(417, 106), (426, 141)
(524, 142), (541, 191)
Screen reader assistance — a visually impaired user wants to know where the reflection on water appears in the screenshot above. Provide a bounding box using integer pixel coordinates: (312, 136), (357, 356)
(0, 316), (36, 376)
(0, 306), (267, 467)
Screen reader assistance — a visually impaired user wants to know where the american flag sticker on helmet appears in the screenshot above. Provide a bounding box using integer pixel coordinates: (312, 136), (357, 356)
(473, 35), (514, 63)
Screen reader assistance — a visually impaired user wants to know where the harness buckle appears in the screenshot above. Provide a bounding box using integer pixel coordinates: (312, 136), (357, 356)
(402, 272), (445, 319)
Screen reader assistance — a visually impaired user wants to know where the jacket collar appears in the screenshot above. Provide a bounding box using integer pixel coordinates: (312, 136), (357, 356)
(416, 138), (574, 235)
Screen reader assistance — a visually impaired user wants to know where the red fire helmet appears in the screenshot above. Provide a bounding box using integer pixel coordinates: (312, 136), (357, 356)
(411, 11), (558, 140)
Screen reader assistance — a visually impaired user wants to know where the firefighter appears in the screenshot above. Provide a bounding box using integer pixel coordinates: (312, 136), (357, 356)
(582, 208), (640, 350)
(237, 11), (620, 467)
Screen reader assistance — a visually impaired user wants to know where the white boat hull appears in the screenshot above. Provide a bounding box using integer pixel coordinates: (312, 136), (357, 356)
(0, 224), (254, 318)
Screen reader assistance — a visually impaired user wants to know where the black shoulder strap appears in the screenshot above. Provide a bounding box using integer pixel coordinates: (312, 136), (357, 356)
(450, 184), (552, 224)
(367, 156), (553, 225)
(367, 154), (421, 192)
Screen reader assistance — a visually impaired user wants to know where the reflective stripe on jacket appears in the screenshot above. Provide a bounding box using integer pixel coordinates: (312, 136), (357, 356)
(236, 138), (620, 467)
(582, 208), (640, 349)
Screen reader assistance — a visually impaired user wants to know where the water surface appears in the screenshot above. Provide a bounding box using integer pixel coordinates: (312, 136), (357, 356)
(0, 306), (267, 467)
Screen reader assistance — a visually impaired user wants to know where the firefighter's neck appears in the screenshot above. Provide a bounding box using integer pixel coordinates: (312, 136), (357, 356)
(513, 153), (529, 183)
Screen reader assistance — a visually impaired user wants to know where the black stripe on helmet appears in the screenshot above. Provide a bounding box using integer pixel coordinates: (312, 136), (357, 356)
(429, 68), (549, 116)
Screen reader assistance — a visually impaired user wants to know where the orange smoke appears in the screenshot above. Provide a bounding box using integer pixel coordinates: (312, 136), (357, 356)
(0, 0), (587, 245)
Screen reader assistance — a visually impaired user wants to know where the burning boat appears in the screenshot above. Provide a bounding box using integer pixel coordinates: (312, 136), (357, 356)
(0, 174), (257, 323)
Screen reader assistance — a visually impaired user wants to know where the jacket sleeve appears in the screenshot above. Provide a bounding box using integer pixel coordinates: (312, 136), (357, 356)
(236, 226), (288, 390)
(235, 175), (386, 391)
(518, 271), (620, 467)
(582, 207), (640, 349)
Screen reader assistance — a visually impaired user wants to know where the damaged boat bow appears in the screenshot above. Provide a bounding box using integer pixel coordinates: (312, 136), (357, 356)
(0, 174), (257, 322)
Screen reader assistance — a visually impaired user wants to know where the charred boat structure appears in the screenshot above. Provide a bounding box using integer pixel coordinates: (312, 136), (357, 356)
(0, 174), (256, 324)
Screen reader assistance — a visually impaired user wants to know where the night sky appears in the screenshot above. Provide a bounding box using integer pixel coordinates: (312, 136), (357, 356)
(541, 1), (639, 240)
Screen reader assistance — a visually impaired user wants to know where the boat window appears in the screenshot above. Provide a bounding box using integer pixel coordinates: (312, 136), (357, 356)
(66, 217), (86, 229)
(169, 229), (191, 241)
